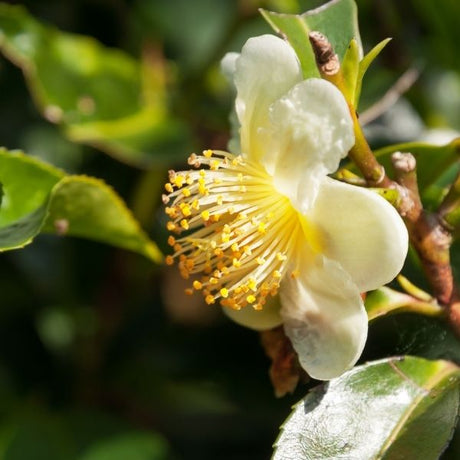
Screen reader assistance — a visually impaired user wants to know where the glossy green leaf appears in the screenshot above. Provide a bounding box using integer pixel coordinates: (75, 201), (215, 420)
(274, 357), (460, 459)
(0, 4), (186, 167)
(365, 287), (442, 321)
(261, 0), (361, 78)
(78, 433), (168, 460)
(0, 148), (162, 261)
(347, 138), (460, 191)
(42, 176), (162, 262)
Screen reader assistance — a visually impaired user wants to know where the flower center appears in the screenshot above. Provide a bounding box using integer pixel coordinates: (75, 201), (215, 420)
(164, 149), (305, 311)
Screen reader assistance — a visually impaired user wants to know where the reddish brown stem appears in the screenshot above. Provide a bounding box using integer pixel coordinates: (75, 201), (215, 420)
(392, 153), (454, 306)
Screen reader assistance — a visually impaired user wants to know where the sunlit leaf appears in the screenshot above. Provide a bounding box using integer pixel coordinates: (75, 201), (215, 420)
(365, 287), (442, 321)
(274, 357), (460, 459)
(0, 4), (187, 167)
(42, 176), (162, 262)
(341, 38), (360, 102)
(0, 148), (162, 262)
(261, 0), (361, 78)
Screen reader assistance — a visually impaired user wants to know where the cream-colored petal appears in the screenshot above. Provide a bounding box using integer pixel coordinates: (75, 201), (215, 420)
(220, 52), (239, 85)
(234, 34), (302, 162)
(222, 296), (283, 331)
(280, 253), (368, 380)
(264, 78), (355, 213)
(310, 177), (408, 292)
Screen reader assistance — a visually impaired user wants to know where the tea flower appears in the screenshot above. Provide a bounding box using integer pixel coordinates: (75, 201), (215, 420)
(164, 35), (408, 380)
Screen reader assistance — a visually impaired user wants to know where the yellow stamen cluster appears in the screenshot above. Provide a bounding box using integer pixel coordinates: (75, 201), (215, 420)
(164, 150), (302, 311)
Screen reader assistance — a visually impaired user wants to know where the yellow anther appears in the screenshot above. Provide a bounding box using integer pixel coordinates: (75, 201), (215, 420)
(237, 173), (243, 182)
(180, 219), (189, 230)
(205, 294), (216, 305)
(214, 178), (222, 185)
(166, 221), (176, 231)
(210, 160), (219, 170)
(192, 199), (200, 210)
(216, 195), (223, 205)
(276, 253), (287, 261)
(232, 258), (241, 268)
(256, 257), (266, 265)
(211, 214), (221, 222)
(174, 175), (185, 188)
(193, 280), (203, 290)
(214, 248), (224, 258)
(246, 294), (256, 304)
(199, 170), (206, 178)
(247, 278), (257, 291)
(165, 183), (173, 193)
(209, 277), (219, 285)
(231, 243), (239, 252)
(167, 235), (176, 246)
(273, 270), (282, 279)
(203, 149), (213, 158)
(221, 234), (230, 243)
(181, 204), (192, 217)
(201, 210), (210, 221)
(165, 255), (174, 265)
(220, 288), (229, 298)
(185, 259), (195, 270)
(253, 303), (263, 311)
(243, 246), (252, 256)
(185, 288), (193, 296)
(165, 207), (178, 218)
(182, 188), (191, 197)
(258, 222), (266, 234)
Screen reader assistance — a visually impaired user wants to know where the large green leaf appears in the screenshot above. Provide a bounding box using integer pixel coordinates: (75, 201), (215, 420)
(274, 357), (460, 459)
(0, 148), (161, 262)
(0, 4), (187, 167)
(261, 0), (361, 78)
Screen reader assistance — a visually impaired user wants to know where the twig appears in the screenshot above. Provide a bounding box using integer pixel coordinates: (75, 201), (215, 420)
(391, 152), (453, 307)
(359, 68), (420, 126)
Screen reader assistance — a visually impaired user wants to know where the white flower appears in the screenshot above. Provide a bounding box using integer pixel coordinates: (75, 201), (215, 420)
(164, 35), (408, 380)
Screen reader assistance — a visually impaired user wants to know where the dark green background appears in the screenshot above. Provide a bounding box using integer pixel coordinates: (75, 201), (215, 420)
(1, 0), (460, 458)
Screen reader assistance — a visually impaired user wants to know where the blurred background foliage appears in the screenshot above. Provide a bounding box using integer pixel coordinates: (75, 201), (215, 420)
(0, 0), (459, 458)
